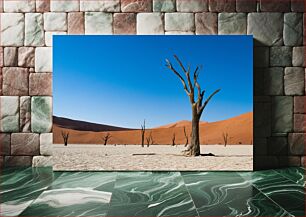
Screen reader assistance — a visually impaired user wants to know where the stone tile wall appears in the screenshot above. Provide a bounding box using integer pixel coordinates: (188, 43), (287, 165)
(0, 0), (305, 170)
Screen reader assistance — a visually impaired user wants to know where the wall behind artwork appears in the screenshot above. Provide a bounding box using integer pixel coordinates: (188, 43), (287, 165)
(0, 0), (305, 169)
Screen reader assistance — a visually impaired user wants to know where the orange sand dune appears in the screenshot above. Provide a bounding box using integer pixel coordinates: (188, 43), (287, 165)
(53, 112), (253, 145)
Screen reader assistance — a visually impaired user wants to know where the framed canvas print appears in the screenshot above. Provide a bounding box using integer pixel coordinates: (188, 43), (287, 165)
(53, 35), (253, 171)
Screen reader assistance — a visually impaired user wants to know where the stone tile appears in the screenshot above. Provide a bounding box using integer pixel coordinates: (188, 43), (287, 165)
(270, 46), (292, 67)
(195, 13), (217, 35)
(165, 13), (195, 31)
(11, 133), (39, 155)
(291, 0), (305, 12)
(278, 156), (301, 167)
(0, 68), (2, 95)
(31, 96), (52, 133)
(137, 13), (164, 34)
(25, 13), (44, 46)
(268, 136), (288, 156)
(0, 13), (24, 46)
(113, 13), (136, 34)
(32, 156), (53, 167)
(253, 137), (268, 156)
(68, 12), (85, 34)
(0, 96), (19, 132)
(18, 47), (35, 67)
(40, 133), (53, 156)
(260, 0), (290, 12)
(247, 13), (283, 46)
(36, 0), (50, 12)
(254, 47), (269, 67)
(218, 13), (246, 35)
(176, 0), (207, 12)
(3, 0), (35, 12)
(284, 13), (303, 46)
(20, 96), (31, 133)
(294, 96), (305, 113)
(2, 67), (29, 96)
(254, 68), (264, 95)
(80, 0), (120, 12)
(254, 101), (271, 137)
(4, 156), (33, 167)
(0, 47), (3, 67)
(236, 0), (256, 12)
(304, 13), (306, 46)
(4, 47), (18, 66)
(29, 73), (52, 96)
(272, 96), (293, 133)
(165, 31), (195, 35)
(0, 133), (11, 155)
(302, 156), (305, 167)
(292, 46), (305, 66)
(294, 114), (306, 132)
(284, 67), (305, 95)
(44, 12), (67, 31)
(208, 0), (235, 12)
(35, 47), (52, 72)
(254, 156), (279, 170)
(288, 133), (305, 155)
(51, 0), (79, 12)
(121, 0), (152, 12)
(45, 32), (67, 47)
(0, 157), (3, 168)
(85, 12), (113, 34)
(153, 0), (175, 12)
(264, 67), (284, 95)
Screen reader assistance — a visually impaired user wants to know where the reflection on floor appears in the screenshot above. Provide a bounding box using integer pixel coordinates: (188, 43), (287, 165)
(0, 167), (305, 217)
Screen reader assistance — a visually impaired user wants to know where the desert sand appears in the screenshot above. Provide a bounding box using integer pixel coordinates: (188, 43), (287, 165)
(52, 144), (253, 171)
(53, 112), (253, 145)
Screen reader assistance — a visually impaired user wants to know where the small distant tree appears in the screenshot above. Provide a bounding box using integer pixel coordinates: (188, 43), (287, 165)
(146, 131), (152, 147)
(172, 133), (176, 146)
(61, 131), (69, 146)
(222, 132), (228, 147)
(102, 133), (112, 146)
(146, 131), (154, 147)
(183, 127), (189, 147)
(141, 119), (146, 147)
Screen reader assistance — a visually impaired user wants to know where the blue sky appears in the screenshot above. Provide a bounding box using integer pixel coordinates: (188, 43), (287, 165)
(53, 35), (253, 129)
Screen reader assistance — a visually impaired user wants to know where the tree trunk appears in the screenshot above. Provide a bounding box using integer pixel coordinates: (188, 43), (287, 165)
(187, 107), (200, 156)
(64, 141), (67, 146)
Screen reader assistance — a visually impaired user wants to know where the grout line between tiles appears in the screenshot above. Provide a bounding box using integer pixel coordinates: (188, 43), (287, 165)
(273, 169), (305, 188)
(180, 172), (200, 217)
(236, 172), (295, 217)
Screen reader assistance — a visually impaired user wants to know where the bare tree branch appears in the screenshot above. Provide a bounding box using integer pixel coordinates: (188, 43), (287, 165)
(199, 89), (221, 114)
(166, 59), (190, 95)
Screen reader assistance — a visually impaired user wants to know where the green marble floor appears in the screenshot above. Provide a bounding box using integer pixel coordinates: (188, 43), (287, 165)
(0, 167), (305, 217)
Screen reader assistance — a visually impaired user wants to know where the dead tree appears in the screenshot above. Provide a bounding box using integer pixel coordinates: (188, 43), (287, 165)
(150, 133), (154, 145)
(183, 126), (189, 147)
(141, 119), (145, 147)
(172, 133), (176, 146)
(222, 132), (229, 147)
(166, 55), (220, 156)
(102, 133), (112, 146)
(61, 131), (69, 146)
(146, 131), (152, 147)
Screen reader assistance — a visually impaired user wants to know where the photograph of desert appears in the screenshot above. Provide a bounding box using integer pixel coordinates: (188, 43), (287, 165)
(53, 35), (253, 171)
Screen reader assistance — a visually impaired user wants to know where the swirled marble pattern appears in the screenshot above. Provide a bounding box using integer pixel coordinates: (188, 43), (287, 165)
(0, 167), (305, 216)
